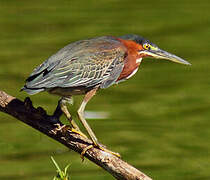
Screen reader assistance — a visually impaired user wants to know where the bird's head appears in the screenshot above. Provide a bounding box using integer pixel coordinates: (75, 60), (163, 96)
(119, 34), (191, 65)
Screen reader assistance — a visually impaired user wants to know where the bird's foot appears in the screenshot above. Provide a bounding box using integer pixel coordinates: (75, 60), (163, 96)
(80, 145), (94, 161)
(70, 128), (88, 139)
(50, 122), (87, 139)
(80, 143), (121, 161)
(98, 145), (121, 158)
(50, 123), (67, 135)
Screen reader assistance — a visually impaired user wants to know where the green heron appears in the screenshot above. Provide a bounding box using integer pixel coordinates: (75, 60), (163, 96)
(22, 34), (190, 155)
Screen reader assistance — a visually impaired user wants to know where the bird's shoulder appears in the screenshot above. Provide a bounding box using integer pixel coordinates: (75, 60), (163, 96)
(23, 36), (128, 91)
(25, 36), (127, 85)
(31, 36), (125, 73)
(53, 36), (126, 58)
(59, 36), (127, 63)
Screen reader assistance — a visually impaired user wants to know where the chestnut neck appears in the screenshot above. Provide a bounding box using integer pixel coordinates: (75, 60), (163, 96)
(116, 39), (144, 81)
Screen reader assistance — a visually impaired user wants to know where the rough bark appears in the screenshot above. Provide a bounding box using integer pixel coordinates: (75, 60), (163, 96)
(0, 90), (152, 180)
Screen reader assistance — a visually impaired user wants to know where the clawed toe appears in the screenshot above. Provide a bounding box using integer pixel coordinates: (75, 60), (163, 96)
(80, 143), (121, 161)
(98, 146), (121, 158)
(70, 128), (88, 139)
(50, 123), (67, 134)
(80, 145), (94, 161)
(55, 123), (66, 130)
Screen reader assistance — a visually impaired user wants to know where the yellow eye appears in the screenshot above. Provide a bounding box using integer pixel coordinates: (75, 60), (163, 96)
(143, 43), (150, 50)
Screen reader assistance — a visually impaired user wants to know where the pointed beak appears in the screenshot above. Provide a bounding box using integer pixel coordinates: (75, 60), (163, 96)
(140, 48), (191, 65)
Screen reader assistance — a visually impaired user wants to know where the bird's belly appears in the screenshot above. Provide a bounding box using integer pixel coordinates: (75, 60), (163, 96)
(47, 86), (93, 97)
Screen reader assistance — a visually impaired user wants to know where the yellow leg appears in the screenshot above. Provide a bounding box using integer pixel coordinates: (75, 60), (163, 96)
(77, 88), (120, 158)
(80, 145), (94, 161)
(77, 90), (99, 146)
(80, 144), (121, 160)
(59, 97), (87, 139)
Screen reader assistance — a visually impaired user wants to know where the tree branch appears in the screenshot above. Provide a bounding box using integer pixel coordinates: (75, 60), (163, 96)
(0, 90), (152, 180)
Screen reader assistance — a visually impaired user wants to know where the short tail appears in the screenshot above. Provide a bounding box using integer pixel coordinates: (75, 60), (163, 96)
(20, 85), (45, 95)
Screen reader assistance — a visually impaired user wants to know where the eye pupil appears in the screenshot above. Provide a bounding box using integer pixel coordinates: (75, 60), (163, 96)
(144, 44), (150, 49)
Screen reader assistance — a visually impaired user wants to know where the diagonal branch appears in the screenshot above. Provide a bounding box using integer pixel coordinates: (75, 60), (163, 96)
(0, 90), (152, 180)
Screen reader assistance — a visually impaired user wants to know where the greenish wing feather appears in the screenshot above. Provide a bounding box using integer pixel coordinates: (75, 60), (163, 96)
(53, 49), (125, 88)
(24, 36), (126, 90)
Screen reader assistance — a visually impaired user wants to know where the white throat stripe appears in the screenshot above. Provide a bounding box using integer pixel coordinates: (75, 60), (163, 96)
(136, 58), (142, 63)
(126, 67), (139, 79)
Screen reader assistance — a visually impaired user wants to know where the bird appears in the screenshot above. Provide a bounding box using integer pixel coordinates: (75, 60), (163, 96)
(22, 34), (191, 156)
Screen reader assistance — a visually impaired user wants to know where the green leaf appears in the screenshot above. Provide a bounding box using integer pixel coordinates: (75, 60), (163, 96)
(51, 156), (70, 180)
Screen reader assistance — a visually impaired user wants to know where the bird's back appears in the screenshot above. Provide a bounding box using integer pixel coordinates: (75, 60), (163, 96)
(22, 36), (126, 95)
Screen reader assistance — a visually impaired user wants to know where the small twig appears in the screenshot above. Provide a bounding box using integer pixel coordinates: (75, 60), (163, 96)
(0, 90), (152, 180)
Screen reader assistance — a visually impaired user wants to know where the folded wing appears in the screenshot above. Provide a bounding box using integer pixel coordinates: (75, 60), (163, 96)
(22, 36), (126, 95)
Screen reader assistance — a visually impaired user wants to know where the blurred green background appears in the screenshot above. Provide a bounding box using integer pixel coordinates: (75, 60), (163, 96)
(0, 0), (210, 179)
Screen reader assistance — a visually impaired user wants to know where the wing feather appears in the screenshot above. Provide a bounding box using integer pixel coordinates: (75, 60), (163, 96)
(23, 36), (126, 94)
